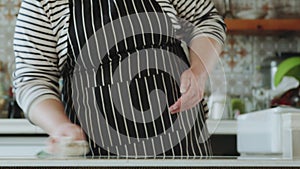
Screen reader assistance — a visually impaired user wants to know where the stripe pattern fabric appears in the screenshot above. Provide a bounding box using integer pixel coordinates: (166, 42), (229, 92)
(13, 0), (226, 158)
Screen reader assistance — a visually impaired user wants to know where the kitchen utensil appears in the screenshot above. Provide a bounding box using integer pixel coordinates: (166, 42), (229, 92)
(223, 0), (234, 18)
(260, 56), (282, 90)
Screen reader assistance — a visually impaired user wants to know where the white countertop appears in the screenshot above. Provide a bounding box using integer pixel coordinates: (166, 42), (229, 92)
(1, 119), (299, 167)
(0, 119), (237, 135)
(0, 157), (299, 167)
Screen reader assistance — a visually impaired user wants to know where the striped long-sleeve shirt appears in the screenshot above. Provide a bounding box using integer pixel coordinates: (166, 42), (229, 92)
(13, 0), (226, 115)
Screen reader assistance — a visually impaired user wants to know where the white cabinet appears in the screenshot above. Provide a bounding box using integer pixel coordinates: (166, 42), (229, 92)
(0, 119), (47, 157)
(0, 136), (47, 157)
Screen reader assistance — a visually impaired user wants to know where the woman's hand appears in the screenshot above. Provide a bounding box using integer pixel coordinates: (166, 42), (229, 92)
(27, 99), (87, 154)
(169, 36), (222, 114)
(169, 68), (206, 114)
(46, 123), (86, 154)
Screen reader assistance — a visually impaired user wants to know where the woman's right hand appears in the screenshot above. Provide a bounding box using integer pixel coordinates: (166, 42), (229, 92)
(46, 123), (86, 154)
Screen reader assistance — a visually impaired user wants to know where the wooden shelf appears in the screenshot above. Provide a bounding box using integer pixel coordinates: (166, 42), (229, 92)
(225, 19), (300, 34)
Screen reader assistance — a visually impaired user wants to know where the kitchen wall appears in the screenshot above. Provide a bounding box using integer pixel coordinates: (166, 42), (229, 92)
(0, 0), (21, 118)
(0, 0), (299, 118)
(211, 0), (300, 116)
(0, 0), (21, 96)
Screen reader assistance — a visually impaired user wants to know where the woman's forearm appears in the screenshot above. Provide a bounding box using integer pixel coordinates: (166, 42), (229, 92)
(188, 36), (223, 78)
(28, 99), (72, 135)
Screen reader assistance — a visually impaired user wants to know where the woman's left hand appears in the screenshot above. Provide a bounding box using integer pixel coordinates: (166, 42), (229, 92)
(169, 68), (206, 114)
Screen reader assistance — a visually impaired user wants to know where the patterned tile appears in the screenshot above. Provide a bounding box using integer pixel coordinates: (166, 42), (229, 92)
(0, 0), (21, 98)
(220, 35), (253, 73)
(0, 0), (21, 62)
(226, 73), (253, 96)
(253, 36), (300, 69)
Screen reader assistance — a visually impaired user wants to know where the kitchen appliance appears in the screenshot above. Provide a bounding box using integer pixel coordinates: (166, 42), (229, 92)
(237, 106), (300, 159)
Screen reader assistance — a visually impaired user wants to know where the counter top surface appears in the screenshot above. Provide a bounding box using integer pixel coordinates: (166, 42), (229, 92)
(0, 119), (237, 135)
(0, 119), (299, 167)
(0, 156), (300, 167)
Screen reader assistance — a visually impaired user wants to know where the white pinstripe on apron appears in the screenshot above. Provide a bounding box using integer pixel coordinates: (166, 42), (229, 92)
(61, 0), (212, 158)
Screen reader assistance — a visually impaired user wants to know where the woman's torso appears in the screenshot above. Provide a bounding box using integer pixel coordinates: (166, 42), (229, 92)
(61, 0), (211, 157)
(17, 0), (212, 158)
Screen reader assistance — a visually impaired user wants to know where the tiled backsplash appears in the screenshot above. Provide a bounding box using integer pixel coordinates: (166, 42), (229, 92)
(0, 0), (299, 117)
(0, 0), (21, 62)
(211, 0), (300, 114)
(0, 0), (21, 96)
(221, 35), (300, 94)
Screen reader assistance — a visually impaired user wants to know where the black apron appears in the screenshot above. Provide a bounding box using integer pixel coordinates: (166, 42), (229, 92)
(61, 0), (211, 158)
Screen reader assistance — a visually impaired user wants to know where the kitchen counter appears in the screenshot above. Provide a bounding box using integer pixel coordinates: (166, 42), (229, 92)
(0, 119), (237, 135)
(0, 156), (300, 167)
(0, 119), (238, 158)
(1, 119), (299, 168)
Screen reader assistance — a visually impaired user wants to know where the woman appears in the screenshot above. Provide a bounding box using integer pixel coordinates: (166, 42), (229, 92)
(13, 0), (226, 157)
